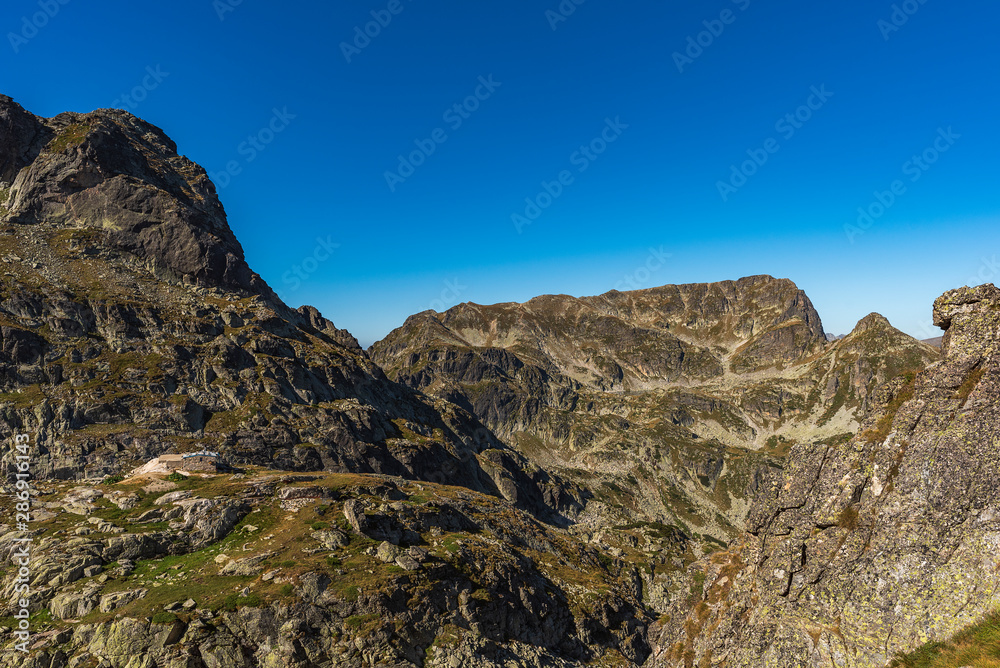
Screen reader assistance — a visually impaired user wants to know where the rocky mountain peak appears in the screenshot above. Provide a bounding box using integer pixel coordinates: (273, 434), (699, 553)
(0, 95), (44, 183)
(0, 95), (587, 524)
(0, 97), (260, 294)
(851, 311), (892, 333)
(852, 313), (892, 332)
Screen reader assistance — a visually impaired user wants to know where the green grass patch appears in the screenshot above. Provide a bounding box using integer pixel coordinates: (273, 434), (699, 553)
(0, 384), (46, 408)
(955, 367), (985, 408)
(890, 608), (1000, 668)
(345, 613), (380, 633)
(442, 535), (462, 554)
(223, 593), (262, 610)
(151, 611), (177, 624)
(687, 569), (707, 605)
(46, 123), (90, 153)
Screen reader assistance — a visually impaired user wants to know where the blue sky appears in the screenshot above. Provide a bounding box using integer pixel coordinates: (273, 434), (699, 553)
(3, 0), (998, 345)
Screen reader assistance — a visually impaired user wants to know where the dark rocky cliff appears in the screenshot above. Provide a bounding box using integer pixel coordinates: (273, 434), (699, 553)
(1, 95), (257, 293)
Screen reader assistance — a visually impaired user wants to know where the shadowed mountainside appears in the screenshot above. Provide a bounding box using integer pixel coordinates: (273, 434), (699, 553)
(0, 95), (584, 522)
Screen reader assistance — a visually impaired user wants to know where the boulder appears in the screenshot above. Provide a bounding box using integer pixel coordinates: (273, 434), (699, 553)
(153, 491), (193, 506)
(50, 585), (102, 620)
(310, 529), (348, 550)
(219, 553), (272, 577)
(376, 541), (400, 564)
(343, 499), (403, 544)
(99, 588), (148, 613)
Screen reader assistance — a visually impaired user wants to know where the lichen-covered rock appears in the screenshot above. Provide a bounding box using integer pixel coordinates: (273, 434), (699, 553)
(62, 487), (103, 515)
(50, 585), (102, 620)
(101, 533), (170, 562)
(153, 491), (192, 506)
(310, 528), (348, 550)
(376, 541), (401, 563)
(219, 553), (272, 576)
(107, 491), (140, 510)
(99, 588), (147, 613)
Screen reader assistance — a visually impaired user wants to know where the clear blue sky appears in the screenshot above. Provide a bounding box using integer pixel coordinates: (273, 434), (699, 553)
(3, 0), (998, 345)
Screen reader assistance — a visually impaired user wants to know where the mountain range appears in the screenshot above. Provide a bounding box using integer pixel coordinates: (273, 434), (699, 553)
(0, 96), (995, 668)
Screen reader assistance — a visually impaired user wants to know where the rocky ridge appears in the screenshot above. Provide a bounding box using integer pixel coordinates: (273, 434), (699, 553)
(371, 281), (938, 549)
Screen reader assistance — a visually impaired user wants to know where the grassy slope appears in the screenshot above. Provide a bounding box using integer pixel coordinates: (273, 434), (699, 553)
(890, 609), (1000, 668)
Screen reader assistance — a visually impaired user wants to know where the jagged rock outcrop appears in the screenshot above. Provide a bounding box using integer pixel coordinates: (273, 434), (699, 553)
(648, 284), (1000, 667)
(373, 275), (827, 391)
(0, 95), (259, 293)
